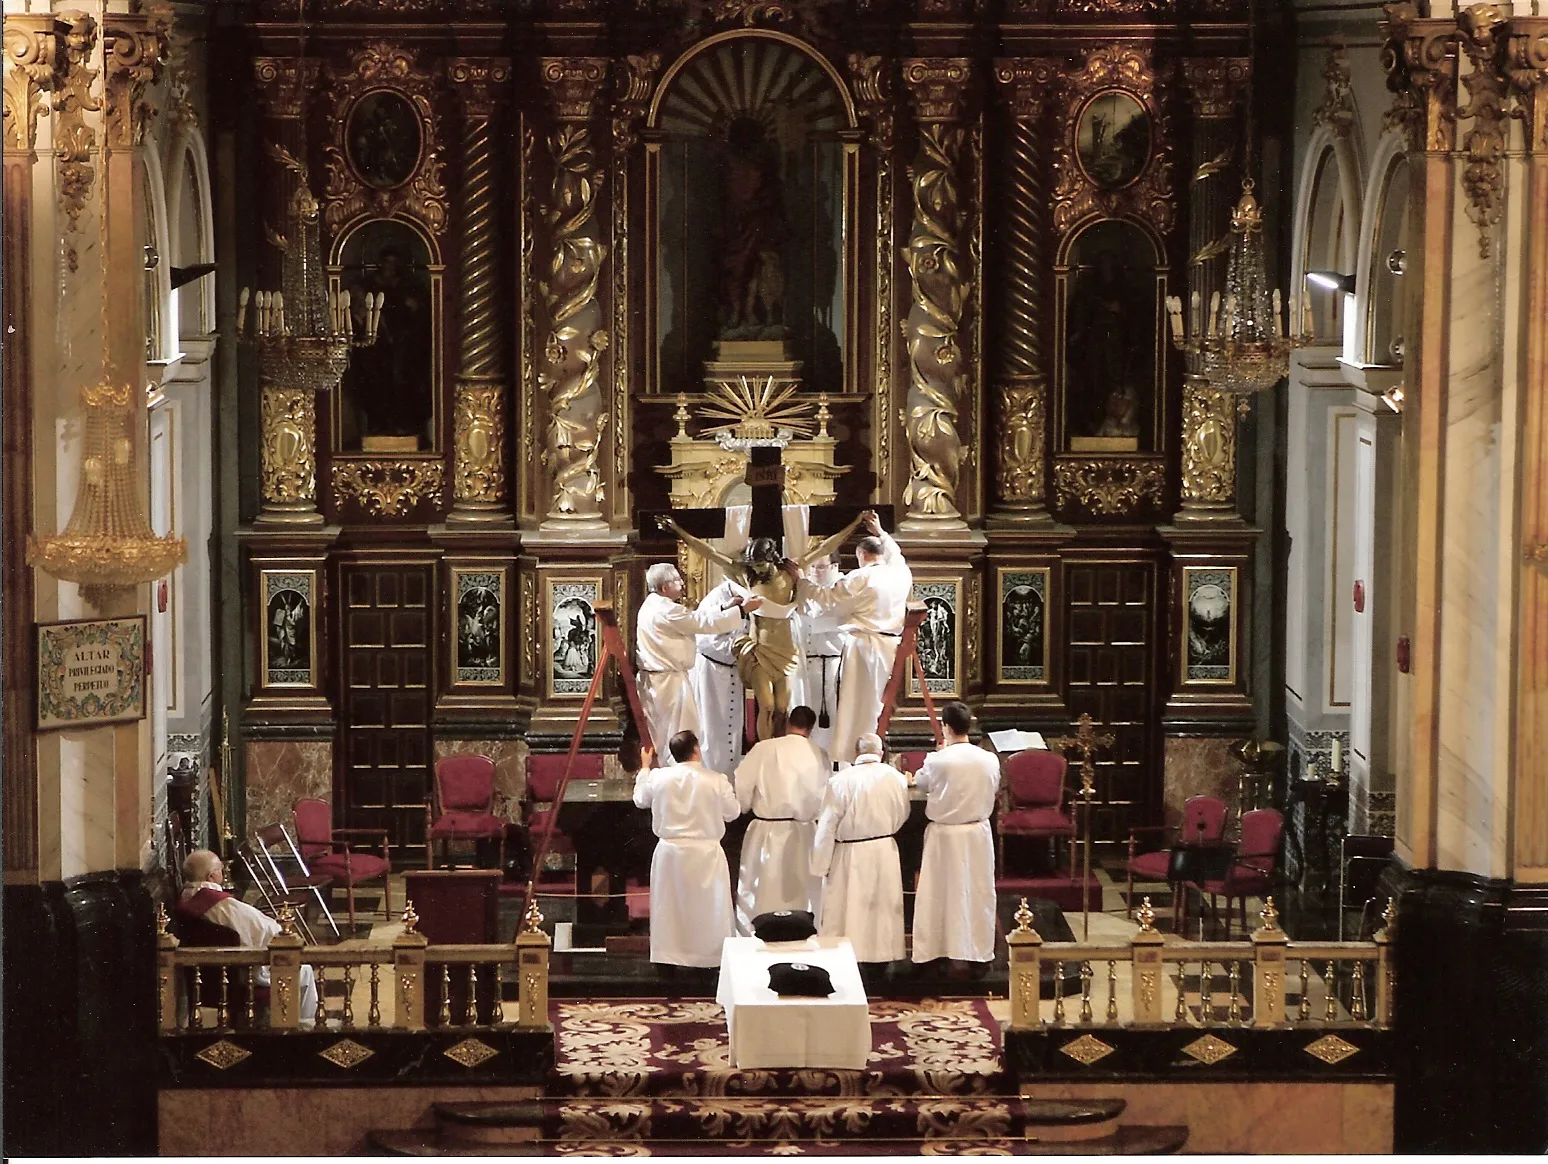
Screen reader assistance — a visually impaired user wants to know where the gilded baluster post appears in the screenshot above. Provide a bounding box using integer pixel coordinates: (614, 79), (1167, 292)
(899, 58), (973, 532)
(990, 59), (1056, 524)
(1374, 898), (1397, 1027)
(1178, 58), (1250, 522)
(447, 59), (513, 525)
(268, 904), (303, 1029)
(1251, 897), (1289, 1027)
(537, 57), (610, 531)
(516, 899), (551, 1028)
(1130, 898), (1166, 1025)
(394, 901), (428, 1030)
(1007, 898), (1043, 1029)
(155, 904), (180, 1033)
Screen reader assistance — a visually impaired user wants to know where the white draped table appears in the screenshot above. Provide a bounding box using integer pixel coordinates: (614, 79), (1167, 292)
(716, 936), (871, 1070)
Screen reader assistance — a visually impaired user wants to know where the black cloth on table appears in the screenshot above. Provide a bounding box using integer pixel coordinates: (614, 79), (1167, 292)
(752, 909), (817, 942)
(768, 961), (834, 997)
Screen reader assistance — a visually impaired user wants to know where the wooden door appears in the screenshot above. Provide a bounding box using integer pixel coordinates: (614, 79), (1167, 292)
(1063, 561), (1158, 844)
(341, 561), (434, 860)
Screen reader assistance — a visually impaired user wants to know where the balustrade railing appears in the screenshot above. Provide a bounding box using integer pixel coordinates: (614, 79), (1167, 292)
(155, 899), (551, 1034)
(1008, 897), (1392, 1031)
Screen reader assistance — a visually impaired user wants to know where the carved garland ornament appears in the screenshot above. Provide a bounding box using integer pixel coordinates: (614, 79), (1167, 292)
(54, 13), (99, 273)
(332, 459), (446, 516)
(1051, 47), (1175, 238)
(1456, 6), (1511, 258)
(1054, 458), (1166, 516)
(321, 43), (448, 236)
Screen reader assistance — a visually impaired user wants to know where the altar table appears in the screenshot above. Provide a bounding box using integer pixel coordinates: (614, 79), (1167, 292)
(715, 936), (871, 1069)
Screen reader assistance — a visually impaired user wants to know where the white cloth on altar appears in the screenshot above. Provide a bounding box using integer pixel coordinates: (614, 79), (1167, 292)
(732, 734), (831, 933)
(636, 592), (745, 753)
(796, 528), (912, 763)
(716, 935), (871, 1069)
(179, 881), (319, 1024)
(810, 755), (910, 963)
(910, 742), (1002, 964)
(633, 761), (740, 967)
(692, 578), (751, 776)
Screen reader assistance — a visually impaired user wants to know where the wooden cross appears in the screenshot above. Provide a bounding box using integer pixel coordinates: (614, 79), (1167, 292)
(1047, 713), (1115, 800)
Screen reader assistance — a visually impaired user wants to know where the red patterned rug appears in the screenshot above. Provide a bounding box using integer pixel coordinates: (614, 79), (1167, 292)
(551, 998), (1010, 1098)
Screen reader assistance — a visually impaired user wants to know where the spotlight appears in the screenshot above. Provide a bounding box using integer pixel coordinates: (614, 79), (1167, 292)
(1386, 249), (1407, 276)
(1380, 383), (1405, 413)
(1305, 270), (1355, 296)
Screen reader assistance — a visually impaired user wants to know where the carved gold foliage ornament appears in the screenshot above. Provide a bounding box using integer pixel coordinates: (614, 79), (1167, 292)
(1381, 3), (1459, 155)
(252, 58), (319, 121)
(319, 1039), (375, 1069)
(101, 13), (166, 150)
(261, 387), (319, 509)
(196, 1040), (252, 1070)
(1181, 1033), (1238, 1065)
(332, 460), (445, 517)
(321, 43), (447, 236)
(709, 0), (801, 26)
(443, 1037), (499, 1068)
(1456, 6), (1511, 258)
(1059, 1033), (1115, 1066)
(1181, 57), (1249, 121)
(1055, 458), (1166, 516)
(1180, 379), (1236, 507)
(997, 377), (1046, 505)
(1509, 22), (1548, 155)
(1313, 48), (1355, 137)
(1304, 1033), (1361, 1065)
(53, 13), (99, 273)
(3, 16), (64, 155)
(453, 387), (507, 507)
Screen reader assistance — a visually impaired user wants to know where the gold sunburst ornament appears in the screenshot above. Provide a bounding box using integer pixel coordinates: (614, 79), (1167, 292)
(699, 377), (815, 442)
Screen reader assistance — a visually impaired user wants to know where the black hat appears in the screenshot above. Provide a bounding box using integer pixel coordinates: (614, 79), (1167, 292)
(751, 909), (817, 943)
(767, 961), (834, 997)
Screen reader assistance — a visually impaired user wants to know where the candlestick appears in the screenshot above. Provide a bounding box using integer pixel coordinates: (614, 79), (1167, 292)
(1331, 737), (1342, 775)
(1273, 289), (1284, 338)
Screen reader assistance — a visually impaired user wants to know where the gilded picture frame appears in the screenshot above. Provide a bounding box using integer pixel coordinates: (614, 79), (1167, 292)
(1181, 565), (1237, 685)
(451, 566), (506, 688)
(35, 616), (148, 732)
(997, 567), (1051, 685)
(260, 568), (319, 690)
(909, 578), (962, 698)
(545, 575), (604, 699)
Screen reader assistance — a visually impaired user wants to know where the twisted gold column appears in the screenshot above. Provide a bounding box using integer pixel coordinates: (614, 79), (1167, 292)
(448, 59), (511, 525)
(537, 57), (609, 531)
(899, 58), (972, 532)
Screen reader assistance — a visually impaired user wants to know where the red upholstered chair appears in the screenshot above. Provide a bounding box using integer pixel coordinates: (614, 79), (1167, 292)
(426, 755), (507, 874)
(292, 798), (392, 930)
(523, 753), (604, 892)
(1189, 807), (1285, 936)
(1124, 795), (1229, 923)
(995, 749), (1075, 875)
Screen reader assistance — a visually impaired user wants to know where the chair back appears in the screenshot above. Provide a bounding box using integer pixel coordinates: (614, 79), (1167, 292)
(401, 870), (502, 944)
(893, 751), (929, 776)
(292, 799), (334, 859)
(1239, 808), (1284, 861)
(1005, 749), (1068, 808)
(436, 755), (497, 813)
(170, 906), (242, 950)
(525, 753), (604, 802)
(1181, 796), (1229, 845)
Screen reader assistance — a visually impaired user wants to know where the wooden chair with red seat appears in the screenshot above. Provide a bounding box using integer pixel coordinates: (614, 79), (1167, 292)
(426, 755), (508, 874)
(1188, 807), (1285, 937)
(292, 798), (393, 930)
(995, 749), (1076, 876)
(1124, 794), (1229, 925)
(522, 753), (604, 893)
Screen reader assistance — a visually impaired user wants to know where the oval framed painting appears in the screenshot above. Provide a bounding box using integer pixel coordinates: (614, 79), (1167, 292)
(1075, 89), (1151, 190)
(346, 89), (422, 190)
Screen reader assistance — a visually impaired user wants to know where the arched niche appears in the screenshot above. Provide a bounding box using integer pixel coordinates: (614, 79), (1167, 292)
(328, 216), (444, 454)
(165, 131), (216, 340)
(646, 31), (858, 396)
(1358, 140), (1410, 367)
(1292, 127), (1363, 347)
(1056, 218), (1165, 453)
(138, 145), (175, 367)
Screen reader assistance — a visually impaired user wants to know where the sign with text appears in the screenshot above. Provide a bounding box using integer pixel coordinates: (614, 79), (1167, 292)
(36, 616), (148, 732)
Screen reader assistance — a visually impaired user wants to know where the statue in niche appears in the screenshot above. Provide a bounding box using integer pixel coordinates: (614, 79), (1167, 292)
(718, 114), (788, 341)
(1065, 220), (1155, 448)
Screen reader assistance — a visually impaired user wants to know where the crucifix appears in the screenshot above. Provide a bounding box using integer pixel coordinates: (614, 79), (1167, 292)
(1047, 712), (1116, 939)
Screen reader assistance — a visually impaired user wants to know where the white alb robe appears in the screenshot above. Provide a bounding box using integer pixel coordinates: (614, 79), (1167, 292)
(811, 755), (911, 963)
(178, 881), (320, 1024)
(797, 601), (845, 757)
(636, 592), (744, 754)
(732, 734), (830, 933)
(911, 742), (1002, 963)
(633, 760), (741, 967)
(797, 530), (913, 763)
(691, 579), (750, 776)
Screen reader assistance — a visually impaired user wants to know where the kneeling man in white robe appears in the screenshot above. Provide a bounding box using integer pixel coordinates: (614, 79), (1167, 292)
(911, 701), (1001, 970)
(733, 705), (830, 933)
(637, 562), (761, 753)
(634, 730), (741, 968)
(811, 733), (910, 965)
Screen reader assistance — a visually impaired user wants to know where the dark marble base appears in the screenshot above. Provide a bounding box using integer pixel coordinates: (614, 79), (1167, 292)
(1383, 862), (1548, 1153)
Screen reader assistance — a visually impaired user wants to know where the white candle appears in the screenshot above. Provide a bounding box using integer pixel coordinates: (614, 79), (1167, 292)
(237, 287), (250, 336)
(1190, 290), (1202, 336)
(1208, 291), (1221, 337)
(1331, 738), (1343, 774)
(1273, 289), (1284, 338)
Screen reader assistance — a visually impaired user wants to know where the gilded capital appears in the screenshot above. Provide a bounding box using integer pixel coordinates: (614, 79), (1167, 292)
(611, 52), (661, 152)
(1381, 2), (1460, 153)
(540, 57), (608, 123)
(993, 58), (1058, 120)
(102, 13), (166, 149)
(252, 58), (321, 121)
(1508, 18), (1548, 154)
(1181, 57), (1250, 120)
(901, 57), (972, 123)
(3, 15), (65, 155)
(448, 58), (511, 119)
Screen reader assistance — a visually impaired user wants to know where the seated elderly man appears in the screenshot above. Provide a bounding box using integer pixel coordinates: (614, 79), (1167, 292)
(178, 849), (319, 1028)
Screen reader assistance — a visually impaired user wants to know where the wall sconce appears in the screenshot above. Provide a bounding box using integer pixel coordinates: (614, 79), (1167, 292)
(1386, 249), (1407, 276)
(1305, 269), (1355, 296)
(1380, 383), (1405, 413)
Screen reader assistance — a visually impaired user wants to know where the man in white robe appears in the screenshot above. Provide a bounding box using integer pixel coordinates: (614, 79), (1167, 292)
(633, 730), (741, 968)
(911, 701), (1001, 969)
(636, 562), (761, 753)
(691, 576), (750, 776)
(732, 705), (830, 933)
(811, 733), (910, 966)
(795, 512), (912, 764)
(797, 555), (845, 757)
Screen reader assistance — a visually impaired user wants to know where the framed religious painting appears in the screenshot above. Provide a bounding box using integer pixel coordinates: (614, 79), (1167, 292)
(997, 567), (1051, 685)
(1075, 89), (1152, 190)
(909, 579), (962, 697)
(35, 616), (147, 731)
(450, 567), (506, 688)
(346, 89), (424, 191)
(545, 576), (603, 699)
(1181, 566), (1237, 685)
(259, 568), (318, 690)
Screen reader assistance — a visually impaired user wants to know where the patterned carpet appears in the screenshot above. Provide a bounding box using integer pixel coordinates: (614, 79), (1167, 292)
(551, 998), (1011, 1098)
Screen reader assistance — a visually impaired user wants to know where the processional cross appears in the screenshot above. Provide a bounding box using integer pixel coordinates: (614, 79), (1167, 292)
(1046, 713), (1116, 939)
